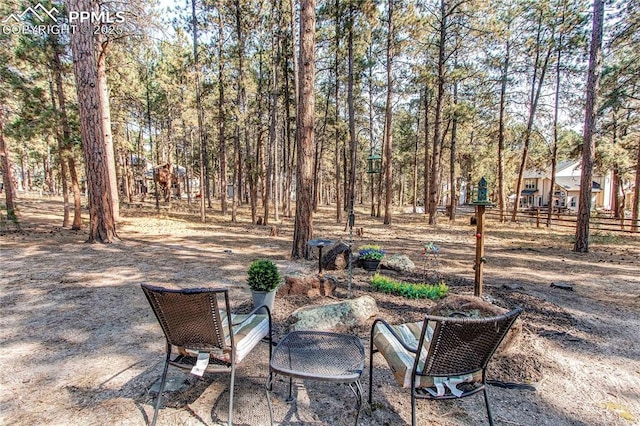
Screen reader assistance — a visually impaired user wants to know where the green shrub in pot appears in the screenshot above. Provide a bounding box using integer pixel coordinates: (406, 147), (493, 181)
(247, 259), (281, 292)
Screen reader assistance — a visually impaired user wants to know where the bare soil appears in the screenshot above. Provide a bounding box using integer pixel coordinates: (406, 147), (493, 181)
(1, 195), (639, 426)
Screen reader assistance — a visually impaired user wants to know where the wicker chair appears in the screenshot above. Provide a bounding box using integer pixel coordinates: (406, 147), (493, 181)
(369, 307), (522, 426)
(141, 284), (272, 426)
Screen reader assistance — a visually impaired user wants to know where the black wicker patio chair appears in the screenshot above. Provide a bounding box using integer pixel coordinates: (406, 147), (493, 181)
(141, 284), (272, 426)
(369, 307), (522, 426)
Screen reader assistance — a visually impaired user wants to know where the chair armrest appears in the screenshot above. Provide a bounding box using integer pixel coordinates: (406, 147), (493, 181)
(232, 304), (272, 326)
(371, 318), (418, 354)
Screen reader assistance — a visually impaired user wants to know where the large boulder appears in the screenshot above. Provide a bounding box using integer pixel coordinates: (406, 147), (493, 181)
(381, 254), (415, 273)
(287, 295), (378, 333)
(321, 241), (351, 270)
(278, 275), (337, 298)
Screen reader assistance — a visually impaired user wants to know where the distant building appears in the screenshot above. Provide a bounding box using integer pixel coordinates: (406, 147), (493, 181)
(514, 160), (613, 212)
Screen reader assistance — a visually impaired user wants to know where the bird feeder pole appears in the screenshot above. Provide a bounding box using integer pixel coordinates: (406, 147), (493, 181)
(471, 177), (492, 297)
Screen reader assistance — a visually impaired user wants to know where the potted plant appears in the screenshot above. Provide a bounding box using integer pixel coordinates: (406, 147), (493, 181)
(247, 259), (281, 312)
(358, 244), (385, 271)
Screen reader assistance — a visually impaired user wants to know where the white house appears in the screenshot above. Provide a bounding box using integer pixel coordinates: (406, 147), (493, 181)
(516, 160), (613, 212)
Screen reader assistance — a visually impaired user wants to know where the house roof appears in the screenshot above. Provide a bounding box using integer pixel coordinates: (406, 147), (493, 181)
(523, 160), (580, 179)
(555, 176), (601, 192)
(523, 168), (549, 179)
(523, 160), (607, 180)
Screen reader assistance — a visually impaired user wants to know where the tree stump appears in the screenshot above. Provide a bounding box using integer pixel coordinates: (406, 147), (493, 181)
(321, 241), (351, 270)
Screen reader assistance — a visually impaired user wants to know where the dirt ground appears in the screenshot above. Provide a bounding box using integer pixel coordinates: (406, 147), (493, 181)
(1, 195), (639, 426)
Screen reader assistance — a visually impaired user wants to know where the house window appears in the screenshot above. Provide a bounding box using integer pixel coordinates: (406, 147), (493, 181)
(524, 179), (536, 190)
(570, 197), (576, 207)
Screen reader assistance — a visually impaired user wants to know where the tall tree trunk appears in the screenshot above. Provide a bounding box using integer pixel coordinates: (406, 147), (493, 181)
(69, 0), (117, 243)
(632, 136), (640, 232)
(233, 0), (248, 220)
(292, 0), (315, 259)
(335, 9), (343, 223)
(49, 76), (69, 226)
(511, 11), (554, 221)
(348, 2), (357, 226)
(266, 38), (279, 225)
(574, 0), (604, 252)
(383, 0), (394, 225)
(0, 107), (18, 223)
(192, 0), (206, 222)
(413, 89), (421, 214)
(96, 38), (119, 221)
(547, 4), (566, 226)
(423, 85), (430, 216)
(428, 0), (446, 225)
(498, 39), (510, 222)
(284, 0), (298, 219)
(217, 10), (227, 216)
(448, 55), (458, 221)
(368, 45), (376, 216)
(53, 34), (82, 229)
(49, 53), (69, 227)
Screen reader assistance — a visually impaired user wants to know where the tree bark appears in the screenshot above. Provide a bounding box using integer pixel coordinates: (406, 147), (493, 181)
(69, 0), (117, 243)
(292, 0), (316, 259)
(192, 0), (206, 222)
(413, 89), (421, 214)
(448, 53), (459, 221)
(632, 136), (640, 232)
(423, 85), (430, 216)
(348, 2), (357, 226)
(53, 41), (82, 230)
(335, 11), (343, 223)
(498, 38), (510, 222)
(0, 107), (18, 224)
(49, 56), (69, 227)
(96, 37), (119, 222)
(428, 0), (447, 225)
(574, 0), (604, 252)
(217, 8), (227, 216)
(512, 10), (554, 221)
(383, 0), (394, 225)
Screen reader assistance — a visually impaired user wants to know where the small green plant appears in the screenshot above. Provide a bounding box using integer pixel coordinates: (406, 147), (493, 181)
(247, 259), (281, 292)
(358, 244), (385, 261)
(370, 273), (448, 300)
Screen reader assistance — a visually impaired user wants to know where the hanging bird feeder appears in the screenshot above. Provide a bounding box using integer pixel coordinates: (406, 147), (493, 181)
(367, 153), (382, 174)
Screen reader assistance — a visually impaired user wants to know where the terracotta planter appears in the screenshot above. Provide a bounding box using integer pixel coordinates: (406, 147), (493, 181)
(360, 259), (381, 272)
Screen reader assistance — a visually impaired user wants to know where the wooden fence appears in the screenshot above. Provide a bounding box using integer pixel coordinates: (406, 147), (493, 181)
(485, 208), (640, 234)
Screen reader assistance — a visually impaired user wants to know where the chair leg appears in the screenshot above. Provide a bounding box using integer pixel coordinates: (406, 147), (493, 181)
(228, 360), (236, 426)
(483, 387), (494, 426)
(265, 373), (275, 426)
(151, 359), (170, 426)
(411, 388), (417, 426)
(368, 334), (375, 404)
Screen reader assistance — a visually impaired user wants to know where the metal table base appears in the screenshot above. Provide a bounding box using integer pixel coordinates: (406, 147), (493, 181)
(266, 330), (365, 425)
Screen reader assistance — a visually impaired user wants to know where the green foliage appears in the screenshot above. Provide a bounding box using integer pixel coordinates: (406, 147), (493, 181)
(247, 259), (281, 292)
(370, 274), (448, 300)
(358, 244), (385, 261)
